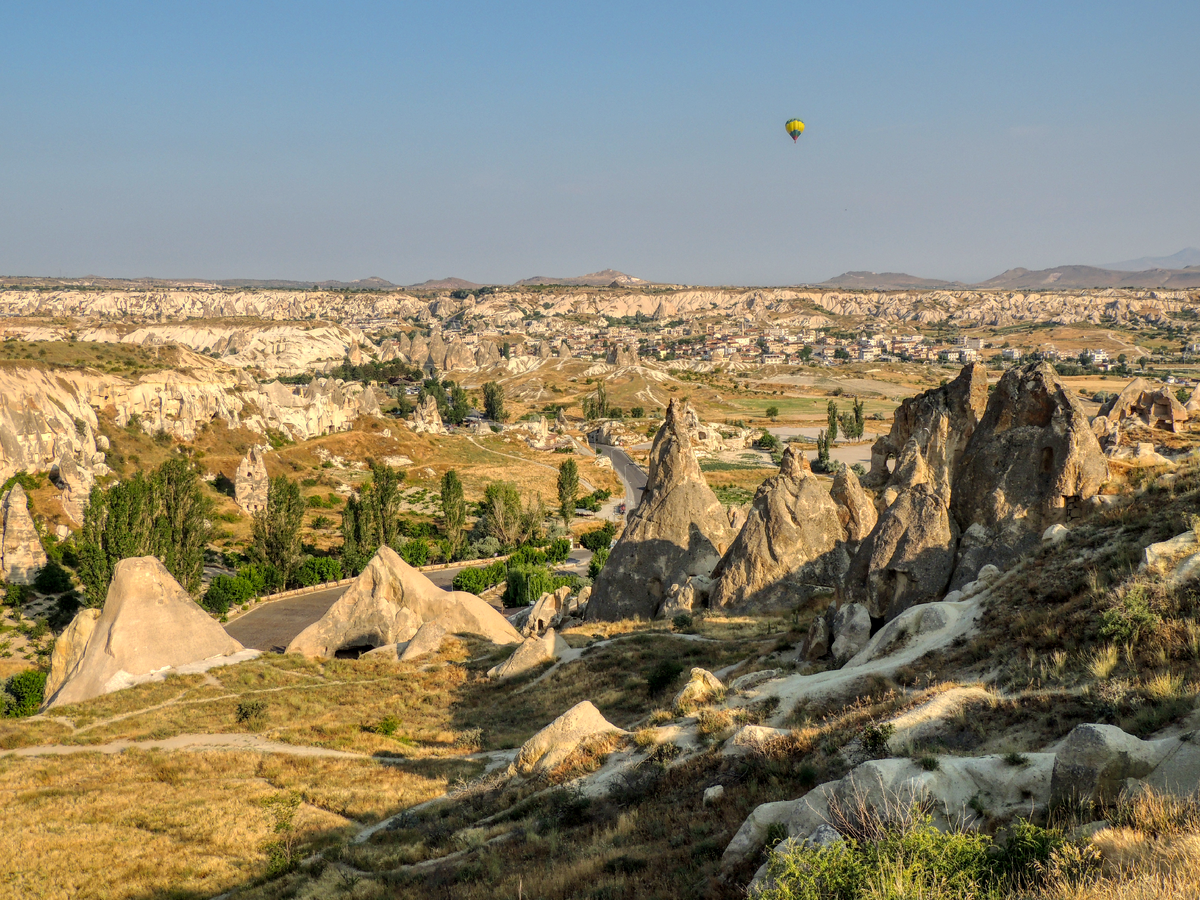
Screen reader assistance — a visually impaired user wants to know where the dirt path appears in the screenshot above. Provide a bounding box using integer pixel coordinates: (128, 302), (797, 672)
(2, 732), (371, 759)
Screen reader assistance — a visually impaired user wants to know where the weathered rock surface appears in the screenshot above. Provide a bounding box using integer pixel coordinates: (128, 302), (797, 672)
(844, 483), (959, 620)
(523, 586), (574, 636)
(673, 667), (725, 712)
(234, 447), (269, 515)
(659, 575), (711, 619)
(950, 362), (1108, 579)
(587, 400), (734, 620)
(829, 602), (871, 660)
(52, 452), (94, 524)
(287, 547), (520, 657)
(410, 394), (446, 434)
(488, 629), (567, 680)
(43, 607), (101, 702)
(606, 345), (639, 367)
(867, 363), (988, 490)
(830, 465), (877, 543)
(44, 557), (246, 709)
(510, 701), (624, 777)
(1099, 378), (1189, 432)
(0, 484), (47, 584)
(1046, 723), (1200, 808)
(709, 446), (848, 612)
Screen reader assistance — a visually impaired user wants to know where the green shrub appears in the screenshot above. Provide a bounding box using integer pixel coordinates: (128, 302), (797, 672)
(579, 522), (616, 552)
(203, 575), (255, 614)
(236, 699), (268, 730)
(295, 556), (342, 587)
(546, 537), (571, 563)
(504, 565), (555, 607)
(3, 669), (48, 717)
(588, 547), (610, 580)
(365, 715), (400, 736)
(34, 560), (73, 594)
(860, 721), (895, 756)
(1100, 586), (1161, 643)
(452, 560), (508, 594)
(398, 538), (430, 567)
(3, 583), (31, 610)
(646, 659), (684, 695)
(672, 613), (694, 631)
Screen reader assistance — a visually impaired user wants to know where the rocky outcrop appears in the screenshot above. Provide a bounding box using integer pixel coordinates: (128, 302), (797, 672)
(0, 366), (103, 490)
(844, 483), (959, 620)
(606, 345), (639, 367)
(488, 629), (567, 680)
(950, 362), (1108, 579)
(1098, 378), (1189, 433)
(0, 484), (46, 584)
(829, 602), (871, 660)
(867, 364), (988, 490)
(829, 465), (877, 543)
(708, 447), (848, 612)
(509, 701), (624, 777)
(523, 586), (574, 636)
(286, 546), (520, 658)
(410, 394), (446, 434)
(586, 400), (734, 620)
(673, 667), (725, 713)
(43, 607), (101, 701)
(1049, 723), (1200, 806)
(234, 447), (269, 515)
(43, 557), (246, 709)
(51, 452), (94, 524)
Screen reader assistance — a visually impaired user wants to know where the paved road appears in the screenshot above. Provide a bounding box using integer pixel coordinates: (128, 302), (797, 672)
(224, 552), (593, 652)
(592, 443), (648, 517)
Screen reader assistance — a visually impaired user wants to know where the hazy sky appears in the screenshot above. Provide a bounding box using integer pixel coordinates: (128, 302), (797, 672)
(3, 1), (1198, 285)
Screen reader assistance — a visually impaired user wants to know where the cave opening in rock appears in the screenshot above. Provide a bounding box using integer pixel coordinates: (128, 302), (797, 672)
(334, 644), (376, 660)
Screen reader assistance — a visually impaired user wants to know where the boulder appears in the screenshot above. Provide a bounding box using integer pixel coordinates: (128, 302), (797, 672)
(801, 610), (831, 661)
(950, 362), (1109, 579)
(586, 400), (734, 620)
(722, 725), (790, 757)
(659, 575), (711, 619)
(703, 785), (725, 805)
(0, 484), (47, 585)
(488, 629), (567, 680)
(51, 452), (93, 524)
(410, 394), (446, 434)
(524, 585), (573, 636)
(474, 341), (502, 368)
(233, 447), (269, 515)
(830, 465), (877, 543)
(509, 700), (624, 777)
(1049, 724), (1172, 809)
(844, 483), (959, 620)
(43, 607), (101, 702)
(442, 339), (476, 372)
(673, 667), (725, 713)
(44, 557), (246, 709)
(729, 669), (782, 692)
(1100, 379), (1189, 433)
(362, 620), (452, 662)
(1043, 524), (1069, 544)
(830, 602), (871, 661)
(287, 546), (520, 658)
(709, 446), (848, 612)
(866, 363), (988, 489)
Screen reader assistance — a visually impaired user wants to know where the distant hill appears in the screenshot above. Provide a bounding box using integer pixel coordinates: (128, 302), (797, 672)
(215, 276), (399, 290)
(821, 271), (964, 290)
(404, 277), (484, 291)
(1101, 248), (1200, 271)
(975, 265), (1200, 290)
(515, 269), (647, 287)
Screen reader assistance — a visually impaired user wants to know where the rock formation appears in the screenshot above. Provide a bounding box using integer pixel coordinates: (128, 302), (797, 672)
(708, 447), (848, 612)
(43, 607), (101, 701)
(844, 483), (959, 620)
(1098, 378), (1189, 433)
(234, 447), (269, 515)
(410, 394), (446, 434)
(43, 557), (246, 709)
(829, 602), (871, 660)
(866, 363), (988, 491)
(586, 399), (734, 620)
(51, 452), (94, 524)
(523, 585), (574, 637)
(673, 667), (725, 713)
(606, 345), (639, 367)
(829, 464), (877, 543)
(0, 484), (47, 584)
(488, 629), (567, 680)
(950, 361), (1108, 579)
(286, 546), (520, 658)
(509, 700), (624, 777)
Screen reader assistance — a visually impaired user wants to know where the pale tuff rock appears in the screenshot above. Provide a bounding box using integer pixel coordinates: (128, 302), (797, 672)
(867, 363), (988, 490)
(509, 701), (624, 777)
(829, 465), (877, 543)
(1050, 724), (1175, 808)
(0, 484), (47, 584)
(673, 667), (725, 713)
(52, 452), (94, 525)
(729, 669), (783, 693)
(586, 399), (734, 620)
(43, 607), (101, 702)
(606, 345), (639, 367)
(286, 546), (520, 658)
(722, 725), (791, 757)
(554, 407), (568, 431)
(475, 341), (502, 367)
(950, 362), (1108, 579)
(410, 394), (446, 434)
(844, 483), (960, 620)
(709, 446), (848, 612)
(523, 586), (574, 637)
(556, 339), (572, 359)
(0, 365), (101, 488)
(234, 447), (269, 515)
(43, 557), (246, 709)
(659, 575), (711, 620)
(361, 621), (451, 662)
(587, 421), (632, 447)
(488, 628), (567, 680)
(802, 612), (831, 661)
(1099, 378), (1190, 433)
(829, 602), (871, 661)
(703, 785), (725, 805)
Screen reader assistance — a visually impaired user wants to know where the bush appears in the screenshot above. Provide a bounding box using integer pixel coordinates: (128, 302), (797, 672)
(860, 721), (895, 756)
(203, 575), (254, 615)
(546, 537), (571, 563)
(588, 547), (610, 580)
(508, 546), (548, 568)
(646, 659), (684, 695)
(579, 522), (617, 552)
(295, 556), (343, 587)
(398, 538), (430, 567)
(48, 592), (82, 631)
(452, 560), (508, 594)
(34, 560), (73, 594)
(3, 669), (48, 717)
(1099, 586), (1160, 643)
(3, 583), (31, 610)
(504, 565), (556, 607)
(235, 699), (268, 730)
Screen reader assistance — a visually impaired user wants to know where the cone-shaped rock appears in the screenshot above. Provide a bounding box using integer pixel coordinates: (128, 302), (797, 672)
(44, 557), (245, 709)
(950, 361), (1108, 576)
(586, 399), (734, 621)
(830, 465), (877, 543)
(1, 484), (47, 584)
(708, 446), (848, 612)
(287, 546), (520, 657)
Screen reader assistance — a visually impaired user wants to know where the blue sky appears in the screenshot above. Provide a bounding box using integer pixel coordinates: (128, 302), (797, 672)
(2, 1), (1197, 284)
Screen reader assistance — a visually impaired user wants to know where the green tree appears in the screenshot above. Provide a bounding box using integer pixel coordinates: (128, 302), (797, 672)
(482, 381), (507, 422)
(481, 481), (544, 548)
(582, 381), (609, 420)
(339, 492), (377, 575)
(557, 458), (579, 526)
(765, 405), (780, 420)
(252, 476), (305, 587)
(440, 470), (466, 559)
(826, 400), (839, 444)
(150, 458), (212, 594)
(367, 461), (404, 549)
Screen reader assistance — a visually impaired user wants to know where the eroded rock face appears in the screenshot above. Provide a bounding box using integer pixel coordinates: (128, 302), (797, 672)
(410, 394), (446, 434)
(830, 465), (877, 543)
(606, 345), (639, 367)
(586, 399), (734, 621)
(488, 629), (566, 680)
(830, 603), (871, 661)
(509, 700), (623, 777)
(1100, 378), (1189, 433)
(950, 362), (1108, 578)
(43, 607), (101, 702)
(44, 557), (245, 709)
(234, 447), (269, 515)
(1049, 724), (1173, 808)
(709, 446), (848, 612)
(844, 483), (959, 620)
(673, 667), (725, 712)
(51, 452), (94, 525)
(524, 586), (573, 637)
(867, 363), (988, 490)
(286, 546), (520, 658)
(0, 484), (47, 584)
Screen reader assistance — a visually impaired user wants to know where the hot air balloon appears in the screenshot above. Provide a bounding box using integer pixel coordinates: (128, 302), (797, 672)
(785, 119), (805, 142)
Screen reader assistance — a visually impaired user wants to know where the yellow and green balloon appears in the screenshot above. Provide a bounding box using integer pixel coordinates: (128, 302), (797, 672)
(785, 119), (805, 142)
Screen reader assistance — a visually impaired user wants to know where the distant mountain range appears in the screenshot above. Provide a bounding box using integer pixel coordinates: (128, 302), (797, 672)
(515, 269), (649, 287)
(1100, 248), (1200, 271)
(209, 270), (648, 291)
